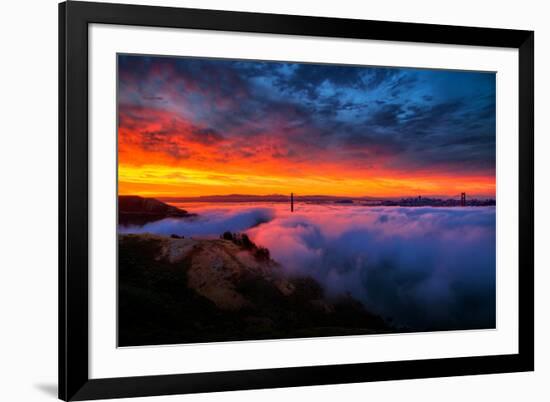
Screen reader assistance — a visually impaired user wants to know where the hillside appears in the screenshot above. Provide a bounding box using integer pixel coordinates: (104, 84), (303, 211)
(118, 233), (391, 346)
(118, 195), (196, 225)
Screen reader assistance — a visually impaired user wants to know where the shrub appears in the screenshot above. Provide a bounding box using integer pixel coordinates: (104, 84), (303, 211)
(254, 247), (270, 261)
(240, 234), (254, 249)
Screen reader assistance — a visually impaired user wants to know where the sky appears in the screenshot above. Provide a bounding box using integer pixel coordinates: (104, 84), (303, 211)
(118, 54), (496, 198)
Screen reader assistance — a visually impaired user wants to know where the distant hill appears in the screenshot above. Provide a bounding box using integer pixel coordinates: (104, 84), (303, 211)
(118, 195), (196, 225)
(158, 194), (496, 203)
(159, 194), (380, 203)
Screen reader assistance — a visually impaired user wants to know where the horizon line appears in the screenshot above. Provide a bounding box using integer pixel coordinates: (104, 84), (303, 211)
(119, 193), (497, 200)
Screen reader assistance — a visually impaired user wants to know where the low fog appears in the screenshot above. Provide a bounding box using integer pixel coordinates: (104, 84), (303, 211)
(118, 206), (275, 237)
(248, 206), (496, 331)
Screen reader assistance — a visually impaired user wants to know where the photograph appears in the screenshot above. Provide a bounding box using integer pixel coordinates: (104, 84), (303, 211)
(117, 54), (497, 347)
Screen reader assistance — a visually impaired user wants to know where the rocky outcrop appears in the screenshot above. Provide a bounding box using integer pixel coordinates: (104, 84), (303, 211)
(118, 195), (196, 225)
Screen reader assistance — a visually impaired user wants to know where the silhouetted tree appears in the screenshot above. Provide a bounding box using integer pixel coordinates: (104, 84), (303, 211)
(240, 234), (254, 249)
(254, 247), (270, 261)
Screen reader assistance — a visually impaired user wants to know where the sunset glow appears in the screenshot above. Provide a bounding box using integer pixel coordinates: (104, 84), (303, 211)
(118, 55), (496, 199)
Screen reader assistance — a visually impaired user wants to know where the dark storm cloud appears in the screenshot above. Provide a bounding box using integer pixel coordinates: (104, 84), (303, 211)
(273, 63), (366, 99)
(368, 103), (405, 127)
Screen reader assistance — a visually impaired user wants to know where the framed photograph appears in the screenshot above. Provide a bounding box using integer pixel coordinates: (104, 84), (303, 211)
(59, 1), (534, 400)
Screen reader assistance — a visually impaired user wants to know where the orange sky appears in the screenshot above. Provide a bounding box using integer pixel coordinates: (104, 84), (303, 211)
(118, 125), (495, 198)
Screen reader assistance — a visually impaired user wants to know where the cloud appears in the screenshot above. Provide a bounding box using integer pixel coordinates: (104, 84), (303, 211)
(273, 63), (367, 99)
(189, 127), (225, 145)
(368, 103), (406, 127)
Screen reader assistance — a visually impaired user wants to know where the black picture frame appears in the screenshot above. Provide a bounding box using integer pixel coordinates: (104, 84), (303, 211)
(59, 1), (534, 400)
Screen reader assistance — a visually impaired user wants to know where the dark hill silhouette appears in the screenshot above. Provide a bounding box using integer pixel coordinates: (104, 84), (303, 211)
(119, 195), (196, 225)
